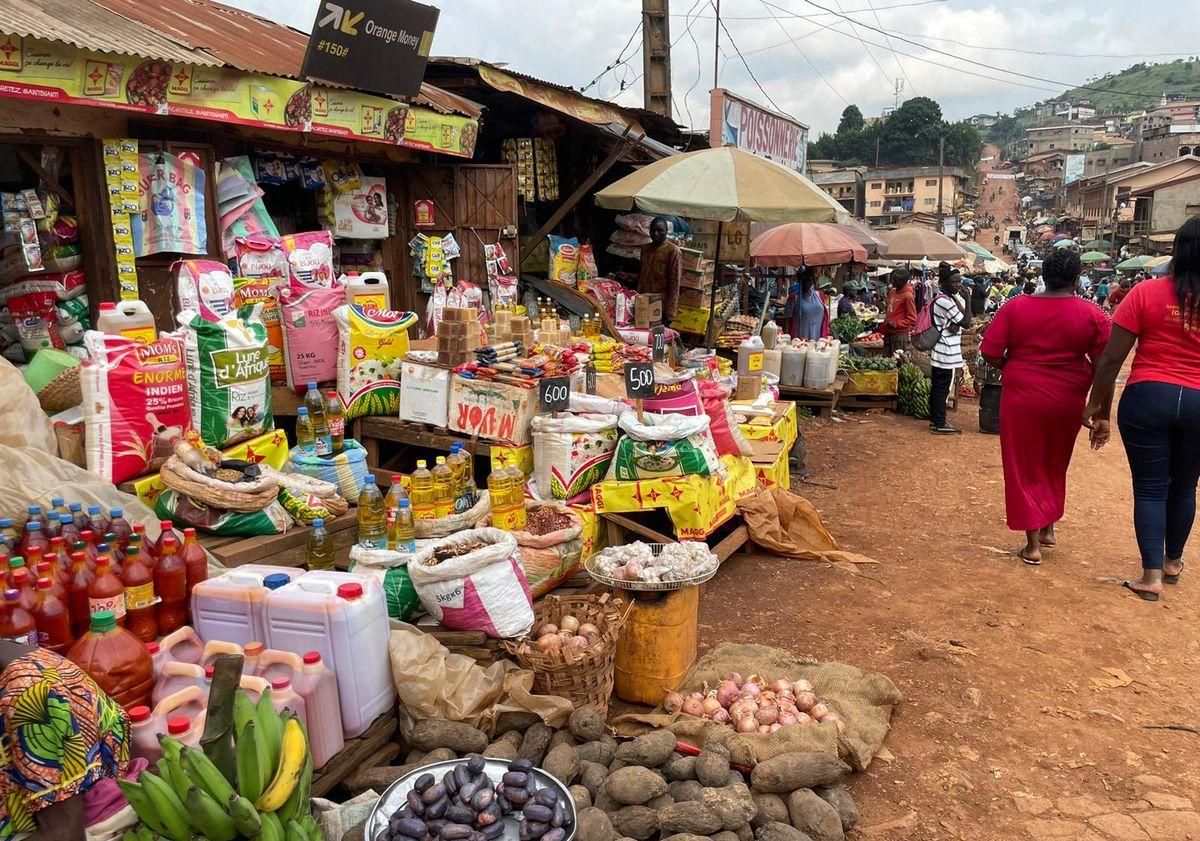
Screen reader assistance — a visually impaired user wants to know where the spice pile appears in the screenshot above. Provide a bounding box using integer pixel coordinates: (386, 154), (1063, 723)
(428, 541), (488, 564)
(524, 507), (573, 536)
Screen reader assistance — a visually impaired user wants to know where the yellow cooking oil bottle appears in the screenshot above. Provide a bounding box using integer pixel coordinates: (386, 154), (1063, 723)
(431, 456), (454, 518)
(505, 464), (526, 530)
(410, 460), (436, 521)
(487, 465), (513, 529)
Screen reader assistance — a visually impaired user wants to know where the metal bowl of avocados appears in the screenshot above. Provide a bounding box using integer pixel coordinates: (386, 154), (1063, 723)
(364, 758), (577, 841)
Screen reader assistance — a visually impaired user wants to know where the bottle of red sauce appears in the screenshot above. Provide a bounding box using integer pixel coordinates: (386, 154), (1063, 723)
(9, 562), (37, 613)
(48, 536), (71, 581)
(132, 524), (157, 569)
(68, 552), (94, 639)
(19, 521), (48, 559)
(154, 521), (181, 561)
(180, 529), (207, 610)
(78, 531), (99, 567)
(154, 536), (187, 636)
(0, 588), (37, 646)
(33, 577), (73, 654)
(104, 533), (124, 576)
(36, 560), (66, 602)
(107, 509), (133, 552)
(89, 547), (126, 628)
(121, 545), (156, 643)
(67, 610), (153, 710)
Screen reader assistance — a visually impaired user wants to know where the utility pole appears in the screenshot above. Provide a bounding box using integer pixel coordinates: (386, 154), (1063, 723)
(937, 135), (946, 233)
(875, 136), (880, 168)
(893, 78), (904, 110)
(713, 0), (721, 90)
(641, 0), (671, 118)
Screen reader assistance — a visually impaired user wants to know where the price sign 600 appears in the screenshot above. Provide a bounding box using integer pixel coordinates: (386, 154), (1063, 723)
(538, 376), (571, 413)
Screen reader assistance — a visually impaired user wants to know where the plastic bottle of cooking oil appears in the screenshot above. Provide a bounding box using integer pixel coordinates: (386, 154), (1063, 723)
(392, 500), (415, 553)
(487, 466), (513, 529)
(356, 477), (386, 549)
(384, 477), (409, 551)
(506, 465), (527, 530)
(409, 461), (436, 522)
(431, 457), (454, 518)
(306, 519), (334, 571)
(295, 408), (316, 456)
(446, 444), (469, 513)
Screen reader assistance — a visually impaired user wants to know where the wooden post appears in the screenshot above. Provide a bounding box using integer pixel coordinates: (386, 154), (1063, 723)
(704, 221), (724, 347)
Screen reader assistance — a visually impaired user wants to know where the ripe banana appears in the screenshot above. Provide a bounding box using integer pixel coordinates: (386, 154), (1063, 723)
(257, 809), (286, 841)
(275, 747), (312, 825)
(236, 718), (267, 802)
(139, 772), (191, 841)
(115, 781), (166, 836)
(183, 745), (236, 803)
(256, 690), (284, 772)
(185, 785), (239, 841)
(227, 793), (263, 837)
(255, 718), (307, 813)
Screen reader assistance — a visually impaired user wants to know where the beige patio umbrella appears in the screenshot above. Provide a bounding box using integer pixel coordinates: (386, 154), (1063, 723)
(595, 147), (849, 340)
(875, 227), (968, 261)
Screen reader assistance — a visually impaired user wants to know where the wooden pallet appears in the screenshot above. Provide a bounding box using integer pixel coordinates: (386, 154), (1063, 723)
(777, 377), (844, 417)
(311, 709), (399, 797)
(601, 509), (750, 565)
(199, 512), (357, 570)
(836, 393), (898, 412)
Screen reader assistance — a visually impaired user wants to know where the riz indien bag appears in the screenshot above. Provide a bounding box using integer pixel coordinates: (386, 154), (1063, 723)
(279, 286), (342, 390)
(531, 413), (620, 500)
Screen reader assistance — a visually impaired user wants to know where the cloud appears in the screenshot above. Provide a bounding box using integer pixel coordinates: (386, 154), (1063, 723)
(228, 0), (1196, 134)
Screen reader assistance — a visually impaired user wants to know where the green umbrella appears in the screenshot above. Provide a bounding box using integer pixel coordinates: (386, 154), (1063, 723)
(962, 242), (997, 260)
(1080, 251), (1111, 263)
(1116, 255), (1152, 270)
(1083, 238), (1111, 250)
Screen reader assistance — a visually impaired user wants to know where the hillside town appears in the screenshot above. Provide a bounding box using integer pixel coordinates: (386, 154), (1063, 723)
(0, 3), (1199, 841)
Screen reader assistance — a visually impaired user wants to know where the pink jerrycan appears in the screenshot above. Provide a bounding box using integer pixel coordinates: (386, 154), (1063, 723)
(294, 652), (344, 770)
(128, 705), (165, 763)
(256, 649), (303, 686)
(164, 716), (202, 748)
(152, 685), (207, 725)
(158, 626), (204, 666)
(268, 677), (308, 731)
(151, 662), (206, 707)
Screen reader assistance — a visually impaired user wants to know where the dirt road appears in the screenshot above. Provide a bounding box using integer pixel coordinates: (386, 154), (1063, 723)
(700, 402), (1200, 840)
(974, 143), (1021, 257)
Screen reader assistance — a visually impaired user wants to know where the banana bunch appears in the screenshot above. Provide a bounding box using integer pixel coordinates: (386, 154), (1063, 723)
(120, 691), (318, 841)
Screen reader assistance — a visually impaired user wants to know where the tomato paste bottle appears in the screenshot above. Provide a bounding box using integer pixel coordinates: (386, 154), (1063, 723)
(9, 562), (36, 613)
(67, 610), (153, 710)
(180, 528), (206, 608)
(132, 524), (157, 569)
(33, 577), (73, 654)
(36, 561), (65, 603)
(0, 589), (37, 647)
(154, 521), (181, 559)
(86, 505), (109, 538)
(68, 552), (94, 639)
(121, 545), (156, 643)
(23, 546), (45, 586)
(154, 536), (186, 636)
(48, 536), (71, 580)
(78, 531), (99, 566)
(107, 509), (133, 551)
(89, 549), (126, 628)
(20, 521), (48, 559)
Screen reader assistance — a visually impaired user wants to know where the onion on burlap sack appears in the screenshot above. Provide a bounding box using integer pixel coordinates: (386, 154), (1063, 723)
(611, 643), (901, 772)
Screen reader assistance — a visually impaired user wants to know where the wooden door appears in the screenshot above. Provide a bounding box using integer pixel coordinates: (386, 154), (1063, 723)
(453, 164), (519, 285)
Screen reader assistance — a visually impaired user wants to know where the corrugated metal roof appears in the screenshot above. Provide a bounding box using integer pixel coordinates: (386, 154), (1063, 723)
(0, 0), (217, 65)
(0, 0), (482, 118)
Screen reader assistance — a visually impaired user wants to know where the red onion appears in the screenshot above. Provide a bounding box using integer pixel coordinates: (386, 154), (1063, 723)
(729, 699), (758, 720)
(792, 679), (813, 695)
(794, 691), (816, 711)
(740, 682), (761, 700)
(776, 710), (798, 726)
(663, 691), (684, 714)
(723, 672), (744, 687)
(823, 712), (846, 734)
(757, 724), (771, 734)
(681, 695), (705, 717)
(768, 723), (781, 733)
(755, 705), (779, 726)
(538, 623), (559, 636)
(810, 702), (829, 720)
(701, 694), (722, 716)
(710, 708), (730, 724)
(797, 712), (813, 725)
(772, 678), (792, 694)
(735, 715), (757, 733)
(716, 680), (740, 708)
(759, 690), (777, 704)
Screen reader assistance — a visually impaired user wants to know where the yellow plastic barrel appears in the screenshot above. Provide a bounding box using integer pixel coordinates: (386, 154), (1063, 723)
(614, 586), (699, 705)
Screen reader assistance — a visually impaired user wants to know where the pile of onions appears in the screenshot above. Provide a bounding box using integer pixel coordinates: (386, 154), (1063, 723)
(662, 673), (844, 734)
(524, 614), (604, 656)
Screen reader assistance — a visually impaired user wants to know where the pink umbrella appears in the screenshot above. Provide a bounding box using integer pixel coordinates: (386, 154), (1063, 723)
(750, 223), (868, 268)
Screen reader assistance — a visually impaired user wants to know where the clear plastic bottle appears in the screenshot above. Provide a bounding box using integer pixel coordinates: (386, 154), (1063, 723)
(384, 477), (409, 550)
(0, 518), (15, 549)
(431, 456), (453, 518)
(153, 536), (187, 636)
(446, 444), (468, 513)
(67, 551), (93, 639)
(409, 460), (436, 521)
(393, 500), (416, 553)
(307, 518), (335, 570)
(488, 466), (513, 529)
(305, 383), (332, 456)
(33, 577), (73, 654)
(180, 528), (207, 612)
(107, 508), (133, 550)
(356, 479), (386, 549)
(69, 502), (87, 533)
(86, 504), (110, 538)
(57, 514), (80, 549)
(20, 522), (48, 559)
(295, 407), (316, 455)
(326, 391), (345, 455)
(89, 547), (126, 627)
(20, 504), (44, 540)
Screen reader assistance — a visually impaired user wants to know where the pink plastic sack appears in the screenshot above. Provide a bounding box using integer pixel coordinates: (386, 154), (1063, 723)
(281, 231), (335, 291)
(234, 235), (287, 280)
(173, 259), (234, 322)
(279, 287), (342, 390)
(642, 373), (704, 417)
(699, 380), (755, 457)
(408, 529), (534, 639)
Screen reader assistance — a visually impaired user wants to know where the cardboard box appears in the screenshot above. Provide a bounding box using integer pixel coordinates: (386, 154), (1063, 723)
(634, 293), (663, 328)
(448, 376), (538, 446)
(845, 370), (899, 396)
(671, 305), (710, 335)
(754, 446), (790, 489)
(399, 360), (452, 427)
(681, 267), (714, 291)
(679, 247), (708, 272)
(678, 287), (712, 310)
(490, 444), (534, 479)
(736, 401), (798, 450)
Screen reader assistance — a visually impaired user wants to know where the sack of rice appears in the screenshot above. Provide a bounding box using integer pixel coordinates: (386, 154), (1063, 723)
(180, 306), (273, 448)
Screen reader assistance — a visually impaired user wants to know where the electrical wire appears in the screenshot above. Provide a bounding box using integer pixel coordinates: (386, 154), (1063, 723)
(580, 19), (643, 93)
(679, 0), (706, 128)
(826, 0), (896, 90)
(866, 28), (1200, 60)
(756, 0), (850, 106)
(864, 0), (916, 95)
(716, 8), (794, 115)
(669, 0), (947, 20)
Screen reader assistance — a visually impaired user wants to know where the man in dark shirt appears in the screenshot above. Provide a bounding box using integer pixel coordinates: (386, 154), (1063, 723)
(638, 218), (681, 324)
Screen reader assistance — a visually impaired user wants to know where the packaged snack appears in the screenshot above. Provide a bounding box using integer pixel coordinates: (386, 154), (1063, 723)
(174, 259), (235, 322)
(281, 231), (335, 291)
(253, 152), (287, 185)
(234, 235), (287, 280)
(278, 286), (342, 390)
(81, 331), (190, 484)
(181, 307), (273, 448)
(7, 287), (63, 359)
(333, 304), (418, 419)
(299, 158), (326, 189)
(548, 235), (579, 283)
(576, 243), (598, 286)
(233, 276), (285, 383)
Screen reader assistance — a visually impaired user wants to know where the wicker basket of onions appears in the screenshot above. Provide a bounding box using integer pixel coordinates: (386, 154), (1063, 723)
(503, 592), (633, 718)
(663, 673), (845, 735)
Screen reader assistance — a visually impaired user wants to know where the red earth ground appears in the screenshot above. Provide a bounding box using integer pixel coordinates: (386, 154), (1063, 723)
(699, 398), (1200, 840)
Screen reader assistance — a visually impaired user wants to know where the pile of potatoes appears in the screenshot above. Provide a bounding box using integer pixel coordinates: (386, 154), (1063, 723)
(355, 710), (859, 841)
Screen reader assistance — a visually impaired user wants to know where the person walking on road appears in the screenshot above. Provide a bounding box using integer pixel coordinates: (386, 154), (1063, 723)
(981, 250), (1112, 565)
(1083, 216), (1200, 601)
(929, 265), (967, 435)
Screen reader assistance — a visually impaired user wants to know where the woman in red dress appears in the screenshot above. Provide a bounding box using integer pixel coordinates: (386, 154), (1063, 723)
(981, 249), (1112, 563)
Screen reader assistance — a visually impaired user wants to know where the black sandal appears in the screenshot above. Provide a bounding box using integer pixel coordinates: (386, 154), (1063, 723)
(1164, 561), (1185, 585)
(1121, 580), (1160, 601)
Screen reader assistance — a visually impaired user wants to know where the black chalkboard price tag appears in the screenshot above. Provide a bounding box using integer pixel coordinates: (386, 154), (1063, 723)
(585, 363), (597, 395)
(538, 375), (571, 413)
(650, 326), (667, 362)
(624, 362), (656, 399)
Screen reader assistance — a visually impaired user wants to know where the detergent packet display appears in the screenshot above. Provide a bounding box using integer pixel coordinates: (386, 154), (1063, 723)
(181, 307), (273, 448)
(333, 304), (418, 419)
(278, 286), (342, 390)
(232, 276), (285, 383)
(281, 231), (335, 291)
(81, 331), (190, 484)
(174, 259), (235, 322)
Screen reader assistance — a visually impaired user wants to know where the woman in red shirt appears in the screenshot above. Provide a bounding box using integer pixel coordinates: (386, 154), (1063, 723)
(1084, 217), (1200, 600)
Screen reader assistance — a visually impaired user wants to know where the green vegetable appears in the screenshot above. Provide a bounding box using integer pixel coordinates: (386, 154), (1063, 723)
(830, 315), (865, 345)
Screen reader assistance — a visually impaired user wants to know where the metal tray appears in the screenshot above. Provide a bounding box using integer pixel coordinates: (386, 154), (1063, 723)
(364, 758), (577, 841)
(584, 543), (718, 592)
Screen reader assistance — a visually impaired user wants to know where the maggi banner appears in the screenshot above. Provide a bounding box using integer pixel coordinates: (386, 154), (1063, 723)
(402, 106), (478, 158)
(167, 65), (310, 131)
(311, 85), (408, 144)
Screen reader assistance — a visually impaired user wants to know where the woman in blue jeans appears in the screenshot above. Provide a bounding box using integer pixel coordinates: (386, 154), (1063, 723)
(1084, 216), (1200, 600)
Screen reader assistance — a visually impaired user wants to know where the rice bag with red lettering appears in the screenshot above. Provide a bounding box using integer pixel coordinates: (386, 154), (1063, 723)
(7, 286), (63, 360)
(234, 235), (287, 281)
(279, 286), (342, 390)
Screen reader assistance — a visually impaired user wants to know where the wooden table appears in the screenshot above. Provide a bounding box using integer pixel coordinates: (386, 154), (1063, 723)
(777, 377), (845, 417)
(199, 512), (358, 570)
(600, 510), (750, 565)
(355, 417), (493, 486)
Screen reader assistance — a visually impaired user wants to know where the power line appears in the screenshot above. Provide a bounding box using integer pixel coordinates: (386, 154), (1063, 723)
(669, 0), (947, 20)
(863, 0), (916, 94)
(580, 19), (643, 93)
(827, 0), (896, 90)
(680, 0), (706, 128)
(716, 7), (793, 115)
(870, 28), (1200, 60)
(757, 0), (850, 106)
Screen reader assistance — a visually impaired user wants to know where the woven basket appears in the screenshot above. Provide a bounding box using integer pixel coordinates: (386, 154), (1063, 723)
(38, 367), (82, 413)
(160, 456), (280, 512)
(503, 592), (632, 718)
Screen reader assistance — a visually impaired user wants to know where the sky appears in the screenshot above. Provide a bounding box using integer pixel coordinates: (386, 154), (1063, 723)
(226, 0), (1198, 135)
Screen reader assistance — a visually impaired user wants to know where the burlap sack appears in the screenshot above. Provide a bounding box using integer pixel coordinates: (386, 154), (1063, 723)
(612, 643), (901, 772)
(737, 487), (878, 565)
